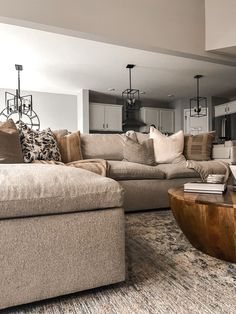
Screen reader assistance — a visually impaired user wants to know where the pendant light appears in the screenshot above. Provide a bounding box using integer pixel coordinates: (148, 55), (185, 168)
(122, 64), (140, 111)
(190, 75), (207, 117)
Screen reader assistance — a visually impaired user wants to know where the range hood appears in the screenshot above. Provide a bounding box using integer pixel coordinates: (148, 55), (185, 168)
(122, 118), (146, 127)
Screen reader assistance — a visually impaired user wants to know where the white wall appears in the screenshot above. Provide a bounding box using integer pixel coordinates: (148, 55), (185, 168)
(0, 89), (78, 131)
(77, 89), (89, 133)
(0, 0), (235, 64)
(205, 0), (236, 50)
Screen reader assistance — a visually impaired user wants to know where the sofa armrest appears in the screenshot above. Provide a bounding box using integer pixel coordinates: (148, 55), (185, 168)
(212, 145), (236, 164)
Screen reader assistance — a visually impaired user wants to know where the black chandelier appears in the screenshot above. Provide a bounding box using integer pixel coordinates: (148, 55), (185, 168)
(0, 64), (40, 130)
(122, 64), (140, 113)
(190, 74), (207, 117)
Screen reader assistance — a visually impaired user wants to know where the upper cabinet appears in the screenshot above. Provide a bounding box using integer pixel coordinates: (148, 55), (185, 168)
(215, 101), (236, 117)
(140, 107), (175, 133)
(159, 109), (175, 133)
(89, 103), (122, 132)
(139, 107), (159, 133)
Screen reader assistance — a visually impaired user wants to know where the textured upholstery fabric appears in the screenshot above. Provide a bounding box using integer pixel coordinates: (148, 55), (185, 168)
(119, 178), (198, 211)
(108, 161), (165, 180)
(53, 131), (83, 163)
(0, 119), (23, 163)
(156, 163), (200, 179)
(150, 127), (185, 163)
(0, 164), (124, 219)
(123, 136), (155, 166)
(81, 133), (124, 160)
(184, 131), (215, 161)
(0, 208), (125, 310)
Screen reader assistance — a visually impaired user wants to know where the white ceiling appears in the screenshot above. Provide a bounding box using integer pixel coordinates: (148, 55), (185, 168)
(0, 23), (236, 102)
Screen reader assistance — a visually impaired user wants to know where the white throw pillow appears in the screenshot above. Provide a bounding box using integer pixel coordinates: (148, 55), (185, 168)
(149, 127), (185, 164)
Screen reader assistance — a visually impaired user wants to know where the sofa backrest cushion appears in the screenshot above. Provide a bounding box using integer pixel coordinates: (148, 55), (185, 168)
(81, 133), (124, 160)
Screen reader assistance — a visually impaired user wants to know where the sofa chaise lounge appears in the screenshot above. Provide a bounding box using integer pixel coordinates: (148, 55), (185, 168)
(0, 164), (125, 310)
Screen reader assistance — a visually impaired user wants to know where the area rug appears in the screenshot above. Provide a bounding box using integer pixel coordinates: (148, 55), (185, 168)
(3, 210), (236, 314)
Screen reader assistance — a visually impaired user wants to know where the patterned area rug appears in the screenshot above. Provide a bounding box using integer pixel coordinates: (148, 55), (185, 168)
(3, 210), (236, 314)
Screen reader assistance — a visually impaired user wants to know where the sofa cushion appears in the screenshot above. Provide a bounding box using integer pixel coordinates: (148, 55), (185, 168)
(53, 131), (83, 163)
(17, 122), (61, 163)
(81, 134), (124, 160)
(184, 131), (215, 161)
(108, 161), (165, 180)
(125, 131), (149, 143)
(0, 164), (124, 219)
(150, 127), (185, 163)
(136, 132), (149, 143)
(123, 136), (155, 166)
(0, 119), (24, 163)
(156, 163), (200, 179)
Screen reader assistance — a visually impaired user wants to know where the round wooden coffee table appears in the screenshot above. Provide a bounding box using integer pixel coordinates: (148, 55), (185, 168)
(168, 186), (236, 263)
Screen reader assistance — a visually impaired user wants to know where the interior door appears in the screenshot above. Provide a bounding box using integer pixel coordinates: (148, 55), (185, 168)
(184, 109), (209, 135)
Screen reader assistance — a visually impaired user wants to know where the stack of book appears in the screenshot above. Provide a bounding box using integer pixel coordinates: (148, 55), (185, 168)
(184, 182), (226, 194)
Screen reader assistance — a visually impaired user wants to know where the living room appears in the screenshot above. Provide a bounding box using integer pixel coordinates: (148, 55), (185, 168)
(0, 0), (236, 313)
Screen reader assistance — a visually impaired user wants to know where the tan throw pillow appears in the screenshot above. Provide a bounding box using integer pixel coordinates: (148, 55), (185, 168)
(0, 119), (24, 163)
(54, 131), (83, 163)
(184, 131), (215, 161)
(123, 135), (155, 166)
(149, 127), (185, 164)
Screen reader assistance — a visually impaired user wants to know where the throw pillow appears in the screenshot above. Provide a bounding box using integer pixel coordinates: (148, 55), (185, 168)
(184, 131), (215, 161)
(123, 135), (155, 166)
(53, 131), (83, 163)
(149, 127), (185, 164)
(17, 122), (62, 163)
(0, 119), (24, 163)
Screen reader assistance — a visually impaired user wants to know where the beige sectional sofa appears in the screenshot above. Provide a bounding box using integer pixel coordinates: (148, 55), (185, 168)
(1, 131), (201, 310)
(81, 132), (200, 211)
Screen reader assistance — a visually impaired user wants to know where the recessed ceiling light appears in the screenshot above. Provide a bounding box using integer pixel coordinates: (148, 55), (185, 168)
(168, 94), (175, 98)
(140, 91), (146, 95)
(107, 88), (115, 92)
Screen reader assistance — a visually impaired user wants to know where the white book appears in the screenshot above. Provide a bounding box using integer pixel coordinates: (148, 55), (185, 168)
(184, 189), (224, 195)
(184, 182), (226, 192)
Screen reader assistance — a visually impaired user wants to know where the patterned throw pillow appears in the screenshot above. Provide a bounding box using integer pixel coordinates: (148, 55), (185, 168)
(17, 122), (62, 163)
(184, 131), (215, 161)
(53, 131), (83, 163)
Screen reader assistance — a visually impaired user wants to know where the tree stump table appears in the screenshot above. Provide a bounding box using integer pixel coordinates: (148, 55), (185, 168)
(168, 186), (236, 263)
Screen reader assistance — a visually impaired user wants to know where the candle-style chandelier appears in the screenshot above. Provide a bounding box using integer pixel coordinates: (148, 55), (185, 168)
(0, 64), (40, 130)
